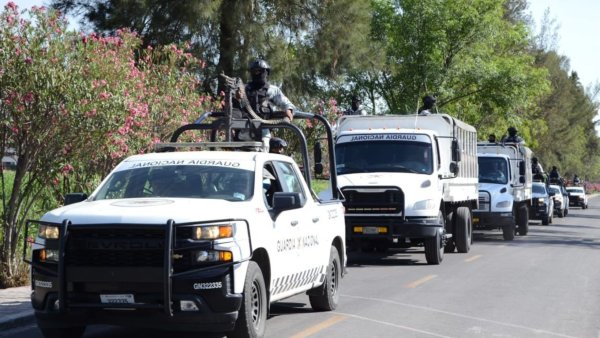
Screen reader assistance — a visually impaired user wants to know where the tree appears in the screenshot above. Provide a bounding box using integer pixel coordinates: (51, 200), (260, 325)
(368, 0), (549, 130)
(0, 3), (215, 286)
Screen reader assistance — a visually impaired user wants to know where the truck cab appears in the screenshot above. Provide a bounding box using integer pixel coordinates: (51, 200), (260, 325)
(474, 142), (533, 240)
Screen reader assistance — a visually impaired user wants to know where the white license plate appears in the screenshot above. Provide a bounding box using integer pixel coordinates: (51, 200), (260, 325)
(363, 227), (379, 234)
(100, 294), (135, 304)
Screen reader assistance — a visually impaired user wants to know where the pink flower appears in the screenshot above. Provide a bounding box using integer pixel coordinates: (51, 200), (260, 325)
(6, 2), (17, 10)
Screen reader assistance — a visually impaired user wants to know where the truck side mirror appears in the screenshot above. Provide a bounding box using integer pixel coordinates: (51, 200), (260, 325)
(450, 162), (460, 175)
(314, 141), (323, 175)
(272, 192), (303, 212)
(519, 160), (525, 175)
(64, 193), (88, 205)
(452, 140), (461, 162)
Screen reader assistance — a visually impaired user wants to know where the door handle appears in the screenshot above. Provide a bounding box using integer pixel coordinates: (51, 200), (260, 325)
(291, 220), (298, 226)
(312, 217), (319, 223)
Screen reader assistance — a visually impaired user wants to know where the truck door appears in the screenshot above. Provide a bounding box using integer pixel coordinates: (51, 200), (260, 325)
(265, 161), (316, 297)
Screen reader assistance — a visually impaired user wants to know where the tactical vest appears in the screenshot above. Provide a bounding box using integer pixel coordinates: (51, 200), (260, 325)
(247, 83), (273, 118)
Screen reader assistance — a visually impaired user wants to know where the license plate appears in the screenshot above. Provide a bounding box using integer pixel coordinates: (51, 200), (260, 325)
(100, 294), (135, 304)
(363, 227), (379, 234)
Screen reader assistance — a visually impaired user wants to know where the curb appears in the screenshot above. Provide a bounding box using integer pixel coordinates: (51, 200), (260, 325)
(0, 311), (35, 332)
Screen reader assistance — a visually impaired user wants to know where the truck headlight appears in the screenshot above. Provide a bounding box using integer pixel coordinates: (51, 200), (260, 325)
(38, 225), (60, 239)
(192, 250), (233, 263)
(39, 249), (59, 263)
(413, 199), (435, 210)
(537, 198), (545, 205)
(495, 201), (511, 208)
(192, 224), (233, 240)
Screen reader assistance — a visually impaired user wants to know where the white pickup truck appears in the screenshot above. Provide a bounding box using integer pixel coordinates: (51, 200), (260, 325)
(25, 110), (345, 338)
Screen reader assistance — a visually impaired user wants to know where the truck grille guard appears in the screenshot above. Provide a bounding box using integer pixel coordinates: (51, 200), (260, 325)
(24, 219), (252, 317)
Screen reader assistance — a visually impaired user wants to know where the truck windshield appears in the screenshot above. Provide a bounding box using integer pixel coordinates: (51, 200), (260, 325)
(478, 157), (509, 184)
(93, 165), (255, 201)
(335, 141), (433, 175)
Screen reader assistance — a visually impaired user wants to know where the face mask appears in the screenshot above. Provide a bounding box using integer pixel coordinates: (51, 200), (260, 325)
(351, 101), (360, 111)
(251, 69), (268, 87)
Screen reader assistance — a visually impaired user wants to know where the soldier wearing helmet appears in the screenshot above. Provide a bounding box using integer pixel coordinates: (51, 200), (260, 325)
(418, 95), (437, 115)
(269, 137), (288, 154)
(245, 57), (295, 122)
(502, 126), (524, 143)
(344, 95), (368, 116)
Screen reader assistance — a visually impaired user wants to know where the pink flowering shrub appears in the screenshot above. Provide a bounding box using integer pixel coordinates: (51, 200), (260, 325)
(0, 2), (219, 284)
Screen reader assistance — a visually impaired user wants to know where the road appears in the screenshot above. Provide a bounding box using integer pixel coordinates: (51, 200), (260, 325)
(4, 197), (599, 338)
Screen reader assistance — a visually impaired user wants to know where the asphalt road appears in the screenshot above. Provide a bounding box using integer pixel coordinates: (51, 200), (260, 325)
(4, 197), (599, 338)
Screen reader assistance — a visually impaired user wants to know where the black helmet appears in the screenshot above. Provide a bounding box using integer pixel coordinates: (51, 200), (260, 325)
(351, 95), (361, 103)
(423, 95), (436, 105)
(508, 126), (517, 135)
(249, 58), (270, 74)
(269, 137), (287, 149)
(532, 157), (538, 162)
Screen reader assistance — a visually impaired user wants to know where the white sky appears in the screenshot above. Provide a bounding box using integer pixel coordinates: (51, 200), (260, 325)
(528, 0), (600, 88)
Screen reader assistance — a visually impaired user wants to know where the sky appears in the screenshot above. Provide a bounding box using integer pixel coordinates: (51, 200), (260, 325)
(528, 0), (600, 89)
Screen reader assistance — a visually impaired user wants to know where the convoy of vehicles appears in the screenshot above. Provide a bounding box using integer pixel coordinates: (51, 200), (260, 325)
(473, 142), (533, 240)
(566, 186), (588, 208)
(25, 104), (346, 338)
(332, 114), (478, 264)
(25, 95), (593, 337)
(530, 182), (554, 225)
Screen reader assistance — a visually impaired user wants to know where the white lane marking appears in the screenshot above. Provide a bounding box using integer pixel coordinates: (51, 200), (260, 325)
(335, 312), (453, 338)
(341, 294), (577, 338)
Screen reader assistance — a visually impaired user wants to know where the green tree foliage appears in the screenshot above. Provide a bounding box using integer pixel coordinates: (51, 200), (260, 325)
(0, 3), (215, 286)
(51, 0), (374, 102)
(370, 0), (549, 131)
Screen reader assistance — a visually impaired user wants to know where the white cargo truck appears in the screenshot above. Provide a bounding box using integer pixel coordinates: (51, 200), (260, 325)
(24, 90), (345, 338)
(473, 142), (533, 240)
(334, 114), (478, 264)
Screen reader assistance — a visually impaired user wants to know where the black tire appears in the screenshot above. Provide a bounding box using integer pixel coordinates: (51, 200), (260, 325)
(39, 327), (85, 338)
(231, 261), (267, 338)
(309, 246), (341, 311)
(455, 207), (471, 253)
(542, 214), (549, 225)
(443, 211), (455, 253)
(517, 205), (529, 235)
(558, 209), (564, 218)
(424, 230), (444, 264)
(502, 223), (515, 241)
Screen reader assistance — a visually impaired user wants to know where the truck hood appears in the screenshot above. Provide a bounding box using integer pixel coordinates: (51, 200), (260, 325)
(478, 182), (511, 195)
(41, 198), (253, 224)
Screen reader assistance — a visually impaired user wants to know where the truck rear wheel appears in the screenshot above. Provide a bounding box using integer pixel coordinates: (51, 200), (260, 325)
(39, 326), (85, 338)
(455, 207), (471, 253)
(231, 261), (267, 338)
(309, 246), (341, 311)
(424, 229), (444, 264)
(517, 205), (529, 235)
(502, 223), (515, 241)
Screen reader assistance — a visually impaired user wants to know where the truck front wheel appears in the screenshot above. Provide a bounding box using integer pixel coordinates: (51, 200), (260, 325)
(455, 207), (472, 253)
(309, 246), (341, 311)
(502, 223), (515, 241)
(517, 205), (529, 235)
(424, 229), (444, 264)
(231, 261), (267, 338)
